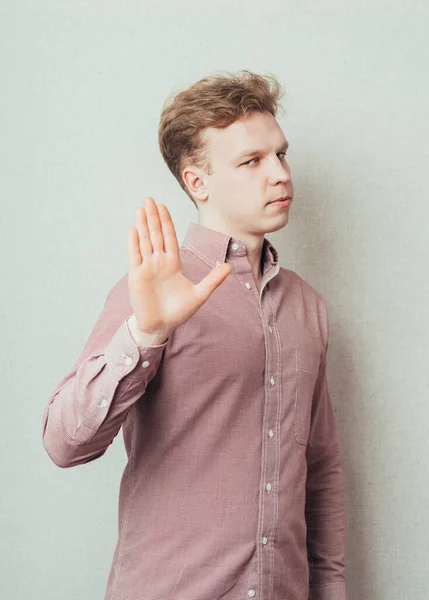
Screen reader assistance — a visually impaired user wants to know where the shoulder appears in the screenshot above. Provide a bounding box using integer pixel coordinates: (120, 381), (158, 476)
(277, 266), (327, 307)
(104, 272), (129, 305)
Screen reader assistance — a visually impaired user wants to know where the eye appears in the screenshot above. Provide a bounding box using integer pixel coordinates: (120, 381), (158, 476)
(241, 152), (288, 167)
(242, 157), (259, 166)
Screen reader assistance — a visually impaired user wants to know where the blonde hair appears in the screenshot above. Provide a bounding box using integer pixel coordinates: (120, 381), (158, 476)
(158, 69), (286, 207)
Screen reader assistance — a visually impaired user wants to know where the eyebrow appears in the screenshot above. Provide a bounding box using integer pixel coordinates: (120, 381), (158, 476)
(233, 140), (289, 163)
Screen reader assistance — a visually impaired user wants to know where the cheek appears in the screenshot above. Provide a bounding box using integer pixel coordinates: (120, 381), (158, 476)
(217, 171), (251, 195)
(212, 171), (263, 209)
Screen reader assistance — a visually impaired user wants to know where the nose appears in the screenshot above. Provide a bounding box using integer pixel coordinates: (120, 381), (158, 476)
(267, 157), (291, 186)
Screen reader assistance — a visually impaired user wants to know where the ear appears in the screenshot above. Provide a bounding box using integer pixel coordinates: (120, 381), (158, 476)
(182, 166), (208, 202)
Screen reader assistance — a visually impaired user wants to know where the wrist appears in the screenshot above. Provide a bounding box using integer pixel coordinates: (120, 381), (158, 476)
(127, 314), (169, 347)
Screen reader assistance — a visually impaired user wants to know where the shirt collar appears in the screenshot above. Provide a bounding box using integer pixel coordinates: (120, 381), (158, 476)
(182, 221), (279, 268)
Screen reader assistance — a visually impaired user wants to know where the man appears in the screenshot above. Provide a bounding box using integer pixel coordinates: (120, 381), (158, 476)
(42, 70), (347, 600)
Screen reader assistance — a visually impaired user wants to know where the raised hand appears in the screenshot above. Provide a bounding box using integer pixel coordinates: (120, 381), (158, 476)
(126, 197), (232, 342)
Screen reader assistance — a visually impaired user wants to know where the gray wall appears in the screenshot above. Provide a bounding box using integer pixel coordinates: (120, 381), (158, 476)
(1, 1), (428, 599)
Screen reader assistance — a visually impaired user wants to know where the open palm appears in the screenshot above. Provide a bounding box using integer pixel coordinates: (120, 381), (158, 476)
(127, 197), (232, 339)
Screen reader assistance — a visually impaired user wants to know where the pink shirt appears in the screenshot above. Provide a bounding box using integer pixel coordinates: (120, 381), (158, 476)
(42, 221), (347, 600)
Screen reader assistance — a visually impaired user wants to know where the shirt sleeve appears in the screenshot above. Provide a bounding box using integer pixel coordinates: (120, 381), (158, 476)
(306, 296), (347, 600)
(41, 274), (169, 468)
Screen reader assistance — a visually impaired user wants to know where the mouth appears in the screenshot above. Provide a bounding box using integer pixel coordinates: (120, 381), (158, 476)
(267, 196), (292, 206)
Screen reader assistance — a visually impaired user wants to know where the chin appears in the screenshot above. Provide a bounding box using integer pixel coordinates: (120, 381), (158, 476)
(263, 217), (289, 234)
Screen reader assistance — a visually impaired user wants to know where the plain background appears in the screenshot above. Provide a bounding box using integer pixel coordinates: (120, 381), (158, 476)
(1, 1), (428, 599)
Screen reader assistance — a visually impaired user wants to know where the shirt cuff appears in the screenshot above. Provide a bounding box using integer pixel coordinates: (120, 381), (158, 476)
(104, 318), (169, 382)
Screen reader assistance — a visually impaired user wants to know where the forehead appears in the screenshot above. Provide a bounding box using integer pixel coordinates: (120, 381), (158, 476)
(202, 110), (286, 158)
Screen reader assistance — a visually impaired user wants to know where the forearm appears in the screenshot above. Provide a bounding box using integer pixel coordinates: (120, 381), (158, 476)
(42, 317), (167, 468)
(306, 441), (347, 599)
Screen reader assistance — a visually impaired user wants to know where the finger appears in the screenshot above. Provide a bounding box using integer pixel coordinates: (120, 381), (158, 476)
(136, 206), (153, 256)
(144, 197), (165, 253)
(158, 204), (179, 255)
(127, 228), (142, 269)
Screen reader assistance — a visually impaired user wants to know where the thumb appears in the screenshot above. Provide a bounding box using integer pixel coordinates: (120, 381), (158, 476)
(194, 263), (232, 304)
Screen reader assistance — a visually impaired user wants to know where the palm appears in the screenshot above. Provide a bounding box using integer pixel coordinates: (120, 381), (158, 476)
(127, 197), (232, 337)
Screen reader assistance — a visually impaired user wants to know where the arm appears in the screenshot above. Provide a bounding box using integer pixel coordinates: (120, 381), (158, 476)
(42, 197), (232, 469)
(306, 297), (347, 600)
(41, 274), (168, 468)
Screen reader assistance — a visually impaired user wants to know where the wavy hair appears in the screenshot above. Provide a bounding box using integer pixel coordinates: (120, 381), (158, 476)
(158, 69), (286, 206)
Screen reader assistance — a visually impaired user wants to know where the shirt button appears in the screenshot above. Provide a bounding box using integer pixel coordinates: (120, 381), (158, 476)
(123, 354), (133, 366)
(141, 360), (150, 368)
(269, 325), (273, 333)
(216, 261), (221, 266)
(248, 591), (256, 598)
(270, 376), (275, 385)
(231, 243), (239, 250)
(268, 428), (274, 438)
(266, 482), (272, 491)
(262, 536), (268, 545)
(245, 282), (251, 289)
(100, 399), (108, 408)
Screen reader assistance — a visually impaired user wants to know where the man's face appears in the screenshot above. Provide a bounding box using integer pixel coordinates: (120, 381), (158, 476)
(191, 110), (294, 236)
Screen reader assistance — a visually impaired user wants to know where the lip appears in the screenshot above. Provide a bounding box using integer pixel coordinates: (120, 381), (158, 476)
(268, 196), (292, 207)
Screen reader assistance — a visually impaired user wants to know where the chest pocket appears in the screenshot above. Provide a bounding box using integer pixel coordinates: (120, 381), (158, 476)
(294, 348), (320, 445)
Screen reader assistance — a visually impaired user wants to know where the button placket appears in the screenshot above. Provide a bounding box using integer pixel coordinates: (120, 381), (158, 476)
(230, 238), (278, 598)
(260, 296), (280, 596)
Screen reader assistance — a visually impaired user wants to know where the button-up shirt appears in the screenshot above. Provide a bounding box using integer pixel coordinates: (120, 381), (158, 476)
(42, 220), (347, 600)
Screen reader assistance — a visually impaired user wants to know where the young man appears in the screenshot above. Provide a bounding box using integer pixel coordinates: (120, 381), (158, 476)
(42, 70), (347, 600)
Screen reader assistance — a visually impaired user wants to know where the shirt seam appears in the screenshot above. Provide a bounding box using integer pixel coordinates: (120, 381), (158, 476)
(182, 242), (227, 268)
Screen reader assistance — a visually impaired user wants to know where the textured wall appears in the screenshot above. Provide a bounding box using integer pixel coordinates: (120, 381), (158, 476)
(1, 2), (428, 599)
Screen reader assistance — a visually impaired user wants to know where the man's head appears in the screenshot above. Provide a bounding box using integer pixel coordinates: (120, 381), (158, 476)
(158, 70), (293, 238)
